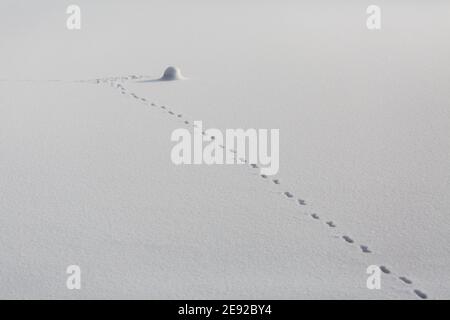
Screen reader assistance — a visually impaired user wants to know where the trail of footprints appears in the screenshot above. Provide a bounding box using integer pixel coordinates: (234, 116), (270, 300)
(94, 75), (428, 300)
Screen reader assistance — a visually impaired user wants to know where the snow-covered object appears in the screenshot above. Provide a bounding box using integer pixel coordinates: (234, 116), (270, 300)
(160, 66), (185, 81)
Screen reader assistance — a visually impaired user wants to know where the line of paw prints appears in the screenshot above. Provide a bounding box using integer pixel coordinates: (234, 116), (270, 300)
(97, 77), (428, 300)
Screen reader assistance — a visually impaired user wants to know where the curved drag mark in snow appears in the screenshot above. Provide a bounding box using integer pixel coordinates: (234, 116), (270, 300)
(89, 74), (429, 300)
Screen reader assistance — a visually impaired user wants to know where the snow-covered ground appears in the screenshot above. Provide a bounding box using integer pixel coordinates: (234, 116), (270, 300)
(1, 1), (449, 299)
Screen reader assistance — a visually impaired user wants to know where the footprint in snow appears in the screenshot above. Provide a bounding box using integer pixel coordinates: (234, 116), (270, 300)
(360, 245), (371, 253)
(311, 213), (320, 219)
(380, 266), (391, 274)
(414, 290), (427, 299)
(399, 276), (412, 284)
(326, 221), (336, 228)
(298, 199), (306, 205)
(284, 192), (293, 198)
(342, 235), (354, 243)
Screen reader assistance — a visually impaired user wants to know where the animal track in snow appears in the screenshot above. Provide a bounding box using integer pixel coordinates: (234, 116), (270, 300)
(399, 276), (412, 284)
(284, 192), (293, 198)
(342, 235), (354, 244)
(101, 77), (430, 300)
(414, 289), (427, 299)
(326, 221), (336, 228)
(380, 266), (391, 274)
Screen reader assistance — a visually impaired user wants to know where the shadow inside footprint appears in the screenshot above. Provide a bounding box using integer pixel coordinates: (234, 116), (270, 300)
(414, 290), (427, 299)
(273, 179), (280, 184)
(342, 235), (354, 244)
(284, 192), (293, 198)
(360, 245), (371, 253)
(311, 213), (320, 219)
(298, 199), (306, 205)
(326, 221), (336, 228)
(380, 266), (391, 274)
(399, 276), (412, 284)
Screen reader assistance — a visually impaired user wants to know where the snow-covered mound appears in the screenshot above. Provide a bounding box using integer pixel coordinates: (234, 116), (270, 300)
(160, 66), (185, 81)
